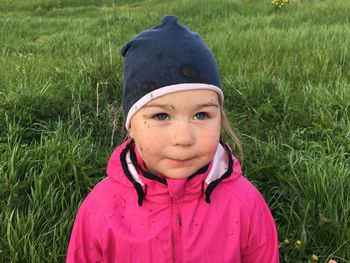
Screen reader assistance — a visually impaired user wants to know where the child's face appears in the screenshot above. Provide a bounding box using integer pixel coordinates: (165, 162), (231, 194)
(128, 89), (221, 180)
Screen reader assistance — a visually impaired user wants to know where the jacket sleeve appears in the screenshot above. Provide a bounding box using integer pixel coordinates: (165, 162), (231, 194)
(241, 190), (280, 263)
(66, 196), (103, 263)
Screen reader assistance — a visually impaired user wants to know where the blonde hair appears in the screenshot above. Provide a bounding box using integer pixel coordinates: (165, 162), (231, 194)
(221, 108), (243, 162)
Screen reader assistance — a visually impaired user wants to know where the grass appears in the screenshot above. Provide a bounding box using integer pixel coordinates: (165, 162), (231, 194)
(1, 0), (349, 262)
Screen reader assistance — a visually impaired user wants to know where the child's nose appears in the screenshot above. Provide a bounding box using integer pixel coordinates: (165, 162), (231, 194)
(171, 121), (195, 147)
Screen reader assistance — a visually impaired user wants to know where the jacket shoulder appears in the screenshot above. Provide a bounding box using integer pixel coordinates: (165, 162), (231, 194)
(67, 177), (133, 262)
(220, 175), (265, 209)
(79, 177), (131, 218)
(218, 176), (279, 262)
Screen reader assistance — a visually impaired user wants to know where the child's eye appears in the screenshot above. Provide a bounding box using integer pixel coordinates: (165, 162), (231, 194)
(194, 112), (209, 120)
(152, 113), (169, 121)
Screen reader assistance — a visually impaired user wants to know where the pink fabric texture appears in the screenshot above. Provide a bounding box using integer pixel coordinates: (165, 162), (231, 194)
(66, 140), (279, 262)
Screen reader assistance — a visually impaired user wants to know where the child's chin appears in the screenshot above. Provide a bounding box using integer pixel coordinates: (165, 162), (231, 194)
(162, 168), (198, 180)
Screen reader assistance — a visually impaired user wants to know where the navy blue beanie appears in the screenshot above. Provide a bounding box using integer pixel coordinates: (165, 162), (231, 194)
(121, 15), (223, 129)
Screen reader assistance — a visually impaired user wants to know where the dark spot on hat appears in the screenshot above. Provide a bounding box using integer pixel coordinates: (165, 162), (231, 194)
(124, 87), (138, 106)
(129, 70), (136, 79)
(141, 81), (157, 93)
(130, 86), (139, 98)
(180, 64), (199, 79)
(127, 67), (139, 82)
(156, 52), (164, 60)
(164, 73), (172, 81)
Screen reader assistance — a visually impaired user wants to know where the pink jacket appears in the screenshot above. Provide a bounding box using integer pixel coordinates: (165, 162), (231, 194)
(67, 140), (279, 262)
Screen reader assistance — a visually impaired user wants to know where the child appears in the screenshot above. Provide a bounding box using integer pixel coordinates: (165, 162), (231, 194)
(66, 15), (279, 262)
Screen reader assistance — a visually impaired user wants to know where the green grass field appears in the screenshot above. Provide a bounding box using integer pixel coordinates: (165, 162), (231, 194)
(1, 0), (349, 262)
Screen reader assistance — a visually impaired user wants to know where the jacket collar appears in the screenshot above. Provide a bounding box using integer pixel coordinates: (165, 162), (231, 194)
(108, 139), (238, 206)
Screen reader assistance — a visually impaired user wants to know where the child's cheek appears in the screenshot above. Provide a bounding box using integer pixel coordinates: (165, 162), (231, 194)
(136, 137), (159, 158)
(138, 144), (144, 154)
(203, 133), (220, 153)
(143, 120), (151, 129)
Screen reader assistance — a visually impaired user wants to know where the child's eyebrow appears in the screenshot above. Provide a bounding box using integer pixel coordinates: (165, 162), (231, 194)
(143, 102), (219, 110)
(142, 104), (174, 110)
(195, 103), (219, 109)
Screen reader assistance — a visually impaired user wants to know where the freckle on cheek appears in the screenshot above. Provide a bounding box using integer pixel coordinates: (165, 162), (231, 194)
(143, 120), (151, 128)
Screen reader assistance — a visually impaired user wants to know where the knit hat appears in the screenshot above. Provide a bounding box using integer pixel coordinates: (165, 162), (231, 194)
(121, 15), (224, 129)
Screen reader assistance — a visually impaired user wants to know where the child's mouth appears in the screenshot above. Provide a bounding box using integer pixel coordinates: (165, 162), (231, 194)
(167, 157), (196, 165)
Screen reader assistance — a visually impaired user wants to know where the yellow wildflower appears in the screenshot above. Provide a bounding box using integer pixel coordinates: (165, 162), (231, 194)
(282, 239), (290, 245)
(311, 254), (319, 262)
(295, 240), (302, 246)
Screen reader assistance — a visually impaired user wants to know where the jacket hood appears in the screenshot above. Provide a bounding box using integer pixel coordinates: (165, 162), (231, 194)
(106, 139), (242, 206)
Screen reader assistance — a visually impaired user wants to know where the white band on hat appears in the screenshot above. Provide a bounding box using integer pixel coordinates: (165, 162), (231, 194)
(125, 83), (224, 130)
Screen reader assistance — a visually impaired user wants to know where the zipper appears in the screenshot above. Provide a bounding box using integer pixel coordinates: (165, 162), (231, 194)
(171, 197), (182, 263)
